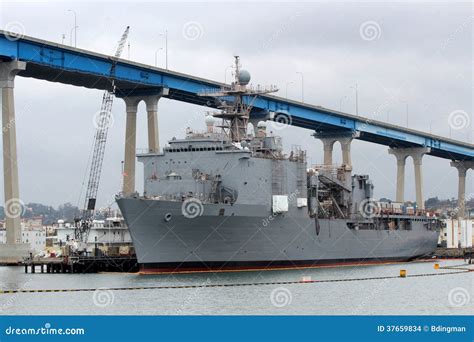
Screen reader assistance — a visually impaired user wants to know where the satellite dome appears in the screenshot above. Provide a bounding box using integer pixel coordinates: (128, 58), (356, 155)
(238, 70), (251, 85)
(205, 116), (215, 125)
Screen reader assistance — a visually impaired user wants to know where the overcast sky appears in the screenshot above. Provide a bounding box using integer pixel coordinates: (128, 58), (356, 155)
(0, 1), (472, 208)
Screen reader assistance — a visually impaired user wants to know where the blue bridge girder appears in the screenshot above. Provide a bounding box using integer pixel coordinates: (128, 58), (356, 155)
(0, 30), (472, 162)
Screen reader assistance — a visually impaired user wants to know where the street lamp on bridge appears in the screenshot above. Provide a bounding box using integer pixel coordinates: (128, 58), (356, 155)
(67, 9), (78, 47)
(154, 48), (163, 67)
(296, 71), (304, 102)
(158, 30), (168, 69)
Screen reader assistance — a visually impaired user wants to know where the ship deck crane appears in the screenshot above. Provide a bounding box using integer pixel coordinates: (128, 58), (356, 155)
(74, 26), (130, 244)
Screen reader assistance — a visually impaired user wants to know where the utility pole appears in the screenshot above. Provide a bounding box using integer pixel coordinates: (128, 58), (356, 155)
(351, 83), (359, 116)
(406, 103), (409, 127)
(155, 48), (163, 67)
(159, 30), (168, 69)
(296, 72), (304, 102)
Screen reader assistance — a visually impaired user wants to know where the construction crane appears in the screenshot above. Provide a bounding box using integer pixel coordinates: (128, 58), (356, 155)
(74, 26), (130, 245)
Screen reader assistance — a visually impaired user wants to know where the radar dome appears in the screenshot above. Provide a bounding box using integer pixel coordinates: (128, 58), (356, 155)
(238, 70), (251, 85)
(205, 116), (215, 125)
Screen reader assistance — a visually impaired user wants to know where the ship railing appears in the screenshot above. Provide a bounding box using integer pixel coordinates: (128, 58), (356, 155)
(378, 208), (436, 217)
(136, 148), (154, 154)
(145, 193), (211, 203)
(312, 164), (341, 175)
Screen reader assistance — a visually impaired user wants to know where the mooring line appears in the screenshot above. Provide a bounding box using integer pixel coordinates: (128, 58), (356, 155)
(0, 268), (470, 295)
(439, 264), (474, 271)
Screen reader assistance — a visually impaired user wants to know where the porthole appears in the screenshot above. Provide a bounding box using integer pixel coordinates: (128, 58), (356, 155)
(164, 213), (172, 222)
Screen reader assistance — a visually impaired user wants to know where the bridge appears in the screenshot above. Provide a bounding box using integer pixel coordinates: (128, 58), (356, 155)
(0, 30), (472, 260)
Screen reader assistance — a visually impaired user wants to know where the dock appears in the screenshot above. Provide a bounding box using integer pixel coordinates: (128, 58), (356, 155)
(18, 247), (473, 274)
(24, 255), (138, 274)
(433, 247), (473, 261)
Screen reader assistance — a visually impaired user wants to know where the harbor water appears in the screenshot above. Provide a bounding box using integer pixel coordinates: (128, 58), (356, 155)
(0, 260), (472, 315)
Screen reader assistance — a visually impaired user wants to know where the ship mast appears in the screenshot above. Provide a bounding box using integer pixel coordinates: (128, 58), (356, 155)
(199, 56), (278, 142)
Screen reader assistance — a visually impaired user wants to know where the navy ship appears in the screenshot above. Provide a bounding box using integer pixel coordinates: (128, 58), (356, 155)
(116, 57), (441, 273)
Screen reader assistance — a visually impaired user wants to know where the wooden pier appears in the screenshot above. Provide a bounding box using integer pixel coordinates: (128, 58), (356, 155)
(24, 255), (138, 274)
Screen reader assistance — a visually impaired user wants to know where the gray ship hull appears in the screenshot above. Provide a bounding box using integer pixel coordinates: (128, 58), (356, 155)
(116, 197), (439, 273)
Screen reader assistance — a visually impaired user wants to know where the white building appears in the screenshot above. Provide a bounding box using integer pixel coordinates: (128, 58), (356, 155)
(440, 218), (473, 248)
(0, 217), (46, 254)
